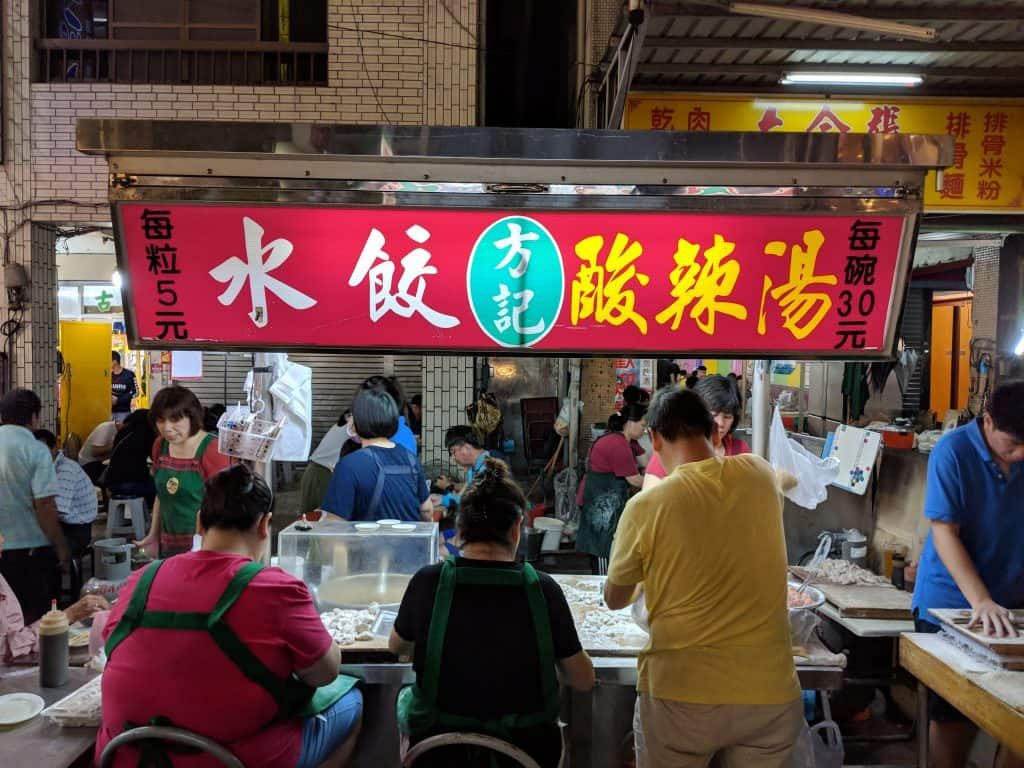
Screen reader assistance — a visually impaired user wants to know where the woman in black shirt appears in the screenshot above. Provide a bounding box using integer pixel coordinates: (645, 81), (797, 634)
(103, 408), (156, 505)
(390, 458), (594, 767)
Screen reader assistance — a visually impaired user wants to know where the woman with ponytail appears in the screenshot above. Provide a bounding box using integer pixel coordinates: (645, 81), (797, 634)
(98, 465), (363, 768)
(576, 404), (647, 573)
(390, 458), (594, 767)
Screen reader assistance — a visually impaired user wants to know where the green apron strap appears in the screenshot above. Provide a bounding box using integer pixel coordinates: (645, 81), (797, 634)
(137, 611), (212, 630)
(105, 560), (165, 658)
(207, 622), (293, 706)
(421, 558), (458, 705)
(208, 561), (264, 625)
(194, 432), (217, 460)
(521, 563), (559, 719)
(202, 560), (299, 708)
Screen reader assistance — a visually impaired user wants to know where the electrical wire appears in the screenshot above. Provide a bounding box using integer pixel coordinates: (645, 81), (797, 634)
(1, 309), (25, 397)
(574, 73), (602, 128)
(438, 0), (478, 42)
(346, 13), (394, 125)
(327, 23), (486, 52)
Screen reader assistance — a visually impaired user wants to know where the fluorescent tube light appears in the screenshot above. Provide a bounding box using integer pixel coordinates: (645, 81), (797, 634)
(1015, 331), (1024, 358)
(729, 2), (937, 42)
(780, 72), (923, 87)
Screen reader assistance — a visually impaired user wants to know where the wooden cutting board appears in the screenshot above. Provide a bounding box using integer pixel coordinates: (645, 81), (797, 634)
(930, 608), (1024, 658)
(819, 583), (913, 619)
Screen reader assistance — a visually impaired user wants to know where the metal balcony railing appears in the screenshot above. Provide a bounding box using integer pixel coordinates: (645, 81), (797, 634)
(35, 39), (328, 86)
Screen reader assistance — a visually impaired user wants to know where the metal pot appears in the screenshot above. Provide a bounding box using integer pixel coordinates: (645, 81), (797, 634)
(518, 526), (545, 562)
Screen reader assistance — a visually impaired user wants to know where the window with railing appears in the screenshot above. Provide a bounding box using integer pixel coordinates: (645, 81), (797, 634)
(36, 0), (328, 85)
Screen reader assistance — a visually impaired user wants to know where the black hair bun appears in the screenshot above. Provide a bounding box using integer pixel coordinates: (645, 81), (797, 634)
(223, 464), (255, 495)
(481, 456), (510, 482)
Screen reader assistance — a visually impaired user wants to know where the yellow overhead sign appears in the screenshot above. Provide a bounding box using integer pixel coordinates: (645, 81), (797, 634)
(625, 94), (1023, 212)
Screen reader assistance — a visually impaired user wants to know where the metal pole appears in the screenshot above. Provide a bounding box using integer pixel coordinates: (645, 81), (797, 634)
(556, 357), (568, 465)
(576, 0), (586, 121)
(568, 359), (582, 471)
(751, 359), (771, 459)
(251, 352), (274, 565)
(917, 681), (929, 768)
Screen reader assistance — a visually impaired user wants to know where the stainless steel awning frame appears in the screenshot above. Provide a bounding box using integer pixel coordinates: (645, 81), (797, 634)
(77, 120), (952, 365)
(78, 121), (951, 193)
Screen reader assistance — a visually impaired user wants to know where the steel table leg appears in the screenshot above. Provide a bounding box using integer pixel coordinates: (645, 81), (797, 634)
(917, 680), (929, 768)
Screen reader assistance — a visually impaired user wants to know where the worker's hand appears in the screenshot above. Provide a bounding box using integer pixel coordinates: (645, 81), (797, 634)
(111, 395), (117, 405)
(968, 599), (1019, 638)
(133, 535), (158, 558)
(65, 594), (111, 625)
(776, 469), (799, 493)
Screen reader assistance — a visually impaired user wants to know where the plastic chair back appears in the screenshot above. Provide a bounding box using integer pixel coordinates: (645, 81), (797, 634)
(403, 732), (544, 768)
(97, 725), (245, 768)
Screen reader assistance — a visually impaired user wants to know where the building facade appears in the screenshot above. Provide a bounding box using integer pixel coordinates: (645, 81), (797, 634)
(0, 0), (478, 469)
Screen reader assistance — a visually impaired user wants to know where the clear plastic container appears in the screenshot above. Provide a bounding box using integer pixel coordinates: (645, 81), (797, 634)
(278, 519), (438, 609)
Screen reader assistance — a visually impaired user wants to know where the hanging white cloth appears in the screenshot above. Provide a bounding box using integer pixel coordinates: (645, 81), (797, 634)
(245, 353), (313, 461)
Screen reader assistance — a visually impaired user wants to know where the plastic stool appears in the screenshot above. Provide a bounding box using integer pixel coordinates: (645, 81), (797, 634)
(106, 497), (147, 541)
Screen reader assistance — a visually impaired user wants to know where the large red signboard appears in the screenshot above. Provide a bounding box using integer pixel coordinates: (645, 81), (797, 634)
(116, 203), (907, 356)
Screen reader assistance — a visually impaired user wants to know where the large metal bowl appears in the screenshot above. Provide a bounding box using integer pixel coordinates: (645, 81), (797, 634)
(787, 579), (826, 611)
(314, 573), (412, 611)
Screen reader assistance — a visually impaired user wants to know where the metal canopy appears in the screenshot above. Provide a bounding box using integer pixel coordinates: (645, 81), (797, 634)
(601, 0), (1024, 101)
(78, 119), (951, 190)
(77, 119), (952, 363)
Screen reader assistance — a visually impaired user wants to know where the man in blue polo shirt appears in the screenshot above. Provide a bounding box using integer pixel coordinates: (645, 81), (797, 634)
(438, 425), (492, 510)
(912, 381), (1024, 768)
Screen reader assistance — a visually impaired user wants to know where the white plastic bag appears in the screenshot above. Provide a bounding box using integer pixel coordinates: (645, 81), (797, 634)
(769, 407), (840, 510)
(631, 586), (650, 633)
(790, 719), (844, 768)
(810, 721), (844, 768)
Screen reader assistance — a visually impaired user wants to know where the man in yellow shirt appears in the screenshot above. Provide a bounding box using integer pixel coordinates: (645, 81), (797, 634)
(604, 387), (801, 768)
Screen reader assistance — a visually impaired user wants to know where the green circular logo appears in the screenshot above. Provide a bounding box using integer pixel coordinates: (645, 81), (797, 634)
(467, 216), (564, 348)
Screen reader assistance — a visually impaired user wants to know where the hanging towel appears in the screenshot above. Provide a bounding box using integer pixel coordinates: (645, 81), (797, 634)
(267, 357), (314, 461)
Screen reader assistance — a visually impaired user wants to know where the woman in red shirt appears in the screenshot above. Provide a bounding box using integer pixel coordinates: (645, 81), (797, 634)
(98, 465), (362, 768)
(576, 404), (646, 572)
(643, 375), (748, 489)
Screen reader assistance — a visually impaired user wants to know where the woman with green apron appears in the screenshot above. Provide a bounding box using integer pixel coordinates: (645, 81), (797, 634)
(576, 404), (646, 574)
(390, 457), (594, 768)
(98, 464), (362, 768)
(135, 386), (231, 557)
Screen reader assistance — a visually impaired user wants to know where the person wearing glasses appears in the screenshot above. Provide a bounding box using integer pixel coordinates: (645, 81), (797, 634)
(435, 426), (491, 511)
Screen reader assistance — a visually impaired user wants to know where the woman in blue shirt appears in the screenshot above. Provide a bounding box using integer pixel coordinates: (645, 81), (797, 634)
(358, 375), (418, 455)
(321, 388), (432, 523)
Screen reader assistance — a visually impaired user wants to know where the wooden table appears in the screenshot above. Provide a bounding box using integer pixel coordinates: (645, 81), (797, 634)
(900, 633), (1024, 767)
(0, 666), (99, 768)
(818, 600), (915, 639)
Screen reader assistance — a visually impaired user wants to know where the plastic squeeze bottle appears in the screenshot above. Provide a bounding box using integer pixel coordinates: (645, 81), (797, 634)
(38, 600), (70, 687)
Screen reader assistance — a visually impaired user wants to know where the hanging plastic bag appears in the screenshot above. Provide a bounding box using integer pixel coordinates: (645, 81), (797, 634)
(790, 719), (844, 768)
(810, 721), (845, 768)
(631, 586), (650, 633)
(769, 407), (840, 510)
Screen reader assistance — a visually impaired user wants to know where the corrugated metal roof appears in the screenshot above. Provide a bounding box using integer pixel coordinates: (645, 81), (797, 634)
(604, 0), (1024, 96)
